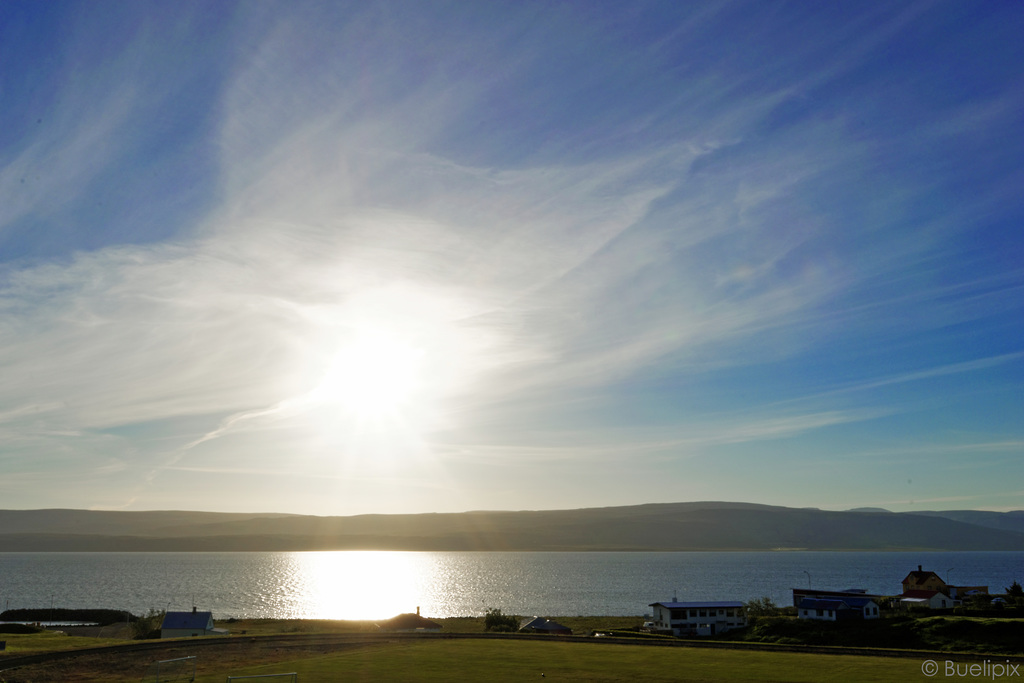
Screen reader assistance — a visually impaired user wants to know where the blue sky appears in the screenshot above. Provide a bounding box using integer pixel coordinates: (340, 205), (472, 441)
(1, 1), (1022, 516)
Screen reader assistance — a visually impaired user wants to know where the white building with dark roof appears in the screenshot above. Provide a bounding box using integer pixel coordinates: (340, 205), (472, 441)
(791, 587), (882, 607)
(797, 597), (880, 621)
(899, 589), (954, 610)
(649, 600), (746, 636)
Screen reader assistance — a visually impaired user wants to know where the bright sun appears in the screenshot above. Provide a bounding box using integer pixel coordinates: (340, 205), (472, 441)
(309, 331), (424, 420)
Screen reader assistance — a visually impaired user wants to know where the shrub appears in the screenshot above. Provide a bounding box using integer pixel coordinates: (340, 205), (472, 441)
(744, 596), (779, 617)
(131, 609), (165, 640)
(483, 608), (519, 632)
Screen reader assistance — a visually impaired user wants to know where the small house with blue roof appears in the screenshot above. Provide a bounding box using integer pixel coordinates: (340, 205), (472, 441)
(160, 607), (228, 638)
(649, 600), (746, 636)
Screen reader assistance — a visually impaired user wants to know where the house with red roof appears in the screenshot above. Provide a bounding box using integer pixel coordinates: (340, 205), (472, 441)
(902, 566), (947, 594)
(899, 565), (988, 605)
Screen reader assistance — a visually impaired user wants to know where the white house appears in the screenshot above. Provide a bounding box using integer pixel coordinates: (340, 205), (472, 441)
(649, 601), (746, 636)
(798, 597), (880, 621)
(791, 588), (881, 607)
(899, 589), (954, 610)
(160, 608), (228, 638)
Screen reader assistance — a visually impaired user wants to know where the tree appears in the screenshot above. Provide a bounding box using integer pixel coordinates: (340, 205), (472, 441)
(483, 608), (519, 632)
(130, 609), (165, 640)
(1006, 581), (1023, 598)
(744, 597), (779, 617)
(965, 593), (992, 610)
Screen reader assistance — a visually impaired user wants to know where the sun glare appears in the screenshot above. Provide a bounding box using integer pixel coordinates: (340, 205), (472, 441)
(311, 331), (424, 420)
(287, 282), (497, 452)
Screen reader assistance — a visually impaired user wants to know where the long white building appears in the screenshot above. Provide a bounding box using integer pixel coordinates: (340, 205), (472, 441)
(648, 600), (746, 636)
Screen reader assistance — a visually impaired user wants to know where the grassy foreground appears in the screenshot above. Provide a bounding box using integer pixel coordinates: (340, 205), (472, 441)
(3, 616), (1014, 681)
(0, 637), (930, 682)
(191, 639), (926, 682)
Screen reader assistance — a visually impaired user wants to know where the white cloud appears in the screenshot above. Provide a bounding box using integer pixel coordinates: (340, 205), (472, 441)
(2, 2), (1021, 514)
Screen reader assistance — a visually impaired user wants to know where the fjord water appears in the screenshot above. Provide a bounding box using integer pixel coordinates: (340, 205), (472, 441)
(1, 551), (1021, 620)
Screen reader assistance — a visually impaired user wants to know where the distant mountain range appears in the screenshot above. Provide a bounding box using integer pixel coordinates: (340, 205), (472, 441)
(1, 502), (1023, 552)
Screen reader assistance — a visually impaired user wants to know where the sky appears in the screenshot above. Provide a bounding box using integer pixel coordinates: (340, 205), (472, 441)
(1, 1), (1022, 517)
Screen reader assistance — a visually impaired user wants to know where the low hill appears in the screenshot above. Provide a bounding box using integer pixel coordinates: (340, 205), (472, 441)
(909, 509), (1024, 535)
(1, 502), (1023, 551)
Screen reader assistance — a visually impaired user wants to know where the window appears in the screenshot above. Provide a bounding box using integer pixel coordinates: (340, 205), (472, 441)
(699, 610), (707, 617)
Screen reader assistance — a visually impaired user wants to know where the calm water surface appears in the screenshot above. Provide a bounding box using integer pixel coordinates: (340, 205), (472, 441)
(1, 551), (1020, 619)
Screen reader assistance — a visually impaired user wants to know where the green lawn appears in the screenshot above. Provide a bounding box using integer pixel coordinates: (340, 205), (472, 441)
(192, 639), (925, 683)
(0, 631), (126, 655)
(5, 616), (1013, 682)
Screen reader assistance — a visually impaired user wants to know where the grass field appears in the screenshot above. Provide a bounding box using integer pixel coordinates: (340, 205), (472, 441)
(0, 631), (127, 656)
(1, 634), (936, 682)
(188, 639), (926, 683)
(3, 615), (1017, 681)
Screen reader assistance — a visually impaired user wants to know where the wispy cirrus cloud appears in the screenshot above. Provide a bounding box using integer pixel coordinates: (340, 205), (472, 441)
(1, 2), (1021, 514)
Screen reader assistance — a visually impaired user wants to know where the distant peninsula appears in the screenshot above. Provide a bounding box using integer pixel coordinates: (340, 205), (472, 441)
(1, 502), (1023, 552)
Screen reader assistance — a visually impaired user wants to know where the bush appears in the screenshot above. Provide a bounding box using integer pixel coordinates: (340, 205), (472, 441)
(131, 609), (165, 640)
(483, 608), (519, 632)
(744, 596), (779, 617)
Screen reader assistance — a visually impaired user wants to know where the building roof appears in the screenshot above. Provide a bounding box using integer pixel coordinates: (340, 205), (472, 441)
(161, 611), (213, 630)
(793, 588), (882, 599)
(899, 589), (943, 600)
(902, 569), (945, 585)
(650, 601), (745, 609)
(799, 598), (850, 610)
(519, 617), (572, 633)
(840, 597), (878, 608)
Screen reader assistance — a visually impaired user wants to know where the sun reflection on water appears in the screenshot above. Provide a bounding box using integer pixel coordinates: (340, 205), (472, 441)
(275, 551), (435, 620)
